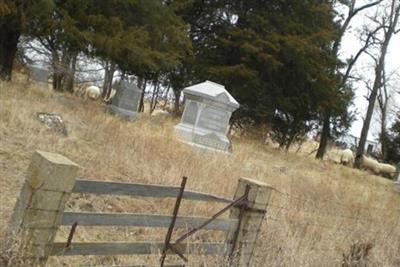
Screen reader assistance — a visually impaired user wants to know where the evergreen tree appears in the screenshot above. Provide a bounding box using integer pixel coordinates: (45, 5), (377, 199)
(163, 0), (228, 113)
(386, 113), (400, 163)
(0, 0), (50, 81)
(201, 0), (339, 147)
(86, 0), (191, 107)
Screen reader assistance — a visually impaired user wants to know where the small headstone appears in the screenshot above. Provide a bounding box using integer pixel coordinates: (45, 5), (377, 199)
(174, 80), (239, 152)
(107, 81), (142, 120)
(28, 65), (50, 84)
(36, 112), (67, 136)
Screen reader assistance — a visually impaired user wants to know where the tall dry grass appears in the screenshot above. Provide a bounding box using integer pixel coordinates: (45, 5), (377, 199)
(0, 79), (399, 266)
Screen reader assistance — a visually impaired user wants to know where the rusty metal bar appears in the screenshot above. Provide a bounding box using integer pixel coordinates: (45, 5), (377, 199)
(228, 185), (250, 261)
(160, 177), (187, 267)
(168, 243), (188, 262)
(66, 222), (78, 248)
(171, 190), (248, 247)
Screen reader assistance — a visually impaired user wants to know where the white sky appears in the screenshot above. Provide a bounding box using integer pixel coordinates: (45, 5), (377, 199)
(340, 1), (400, 142)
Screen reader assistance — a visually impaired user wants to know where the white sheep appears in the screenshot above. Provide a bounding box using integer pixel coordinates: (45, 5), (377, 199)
(360, 155), (381, 174)
(340, 149), (354, 167)
(378, 163), (396, 179)
(85, 86), (101, 100)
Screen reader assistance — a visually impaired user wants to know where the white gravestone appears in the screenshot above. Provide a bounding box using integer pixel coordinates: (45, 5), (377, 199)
(174, 80), (239, 152)
(107, 81), (142, 120)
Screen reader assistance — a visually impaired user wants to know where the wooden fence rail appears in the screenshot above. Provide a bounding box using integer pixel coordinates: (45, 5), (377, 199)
(5, 151), (273, 266)
(72, 179), (233, 203)
(61, 212), (238, 231)
(50, 242), (228, 256)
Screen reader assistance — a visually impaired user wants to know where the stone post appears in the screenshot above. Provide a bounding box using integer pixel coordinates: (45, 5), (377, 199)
(228, 177), (273, 266)
(6, 151), (79, 266)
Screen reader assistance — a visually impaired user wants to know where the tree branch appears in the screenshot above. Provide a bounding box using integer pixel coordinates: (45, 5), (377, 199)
(351, 0), (383, 19)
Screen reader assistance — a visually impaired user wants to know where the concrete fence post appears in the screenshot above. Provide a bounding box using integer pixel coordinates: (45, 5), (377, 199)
(228, 177), (273, 266)
(6, 151), (79, 266)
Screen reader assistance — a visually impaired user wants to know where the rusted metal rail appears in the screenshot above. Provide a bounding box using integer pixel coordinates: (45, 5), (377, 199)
(160, 177), (187, 266)
(66, 222), (78, 248)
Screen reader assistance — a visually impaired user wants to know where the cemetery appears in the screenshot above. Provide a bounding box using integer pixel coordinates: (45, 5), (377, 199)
(1, 0), (400, 266)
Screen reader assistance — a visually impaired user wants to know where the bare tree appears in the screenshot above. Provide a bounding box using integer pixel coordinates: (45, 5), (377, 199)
(375, 70), (399, 160)
(316, 0), (383, 159)
(355, 0), (400, 168)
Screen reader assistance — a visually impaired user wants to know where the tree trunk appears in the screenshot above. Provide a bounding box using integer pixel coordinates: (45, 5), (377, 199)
(138, 79), (147, 112)
(102, 61), (116, 100)
(380, 101), (389, 161)
(102, 61), (110, 98)
(378, 68), (390, 161)
(0, 26), (20, 81)
(173, 89), (181, 115)
(355, 57), (385, 167)
(162, 86), (171, 108)
(150, 80), (160, 114)
(52, 72), (63, 91)
(51, 51), (64, 91)
(316, 113), (331, 159)
(285, 129), (297, 151)
(62, 52), (78, 93)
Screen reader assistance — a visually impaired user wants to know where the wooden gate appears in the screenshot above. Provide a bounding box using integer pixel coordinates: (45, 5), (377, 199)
(5, 151), (273, 266)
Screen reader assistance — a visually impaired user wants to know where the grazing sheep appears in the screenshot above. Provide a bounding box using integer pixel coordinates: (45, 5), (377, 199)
(360, 155), (380, 174)
(74, 84), (102, 100)
(85, 86), (101, 100)
(378, 163), (396, 179)
(340, 149), (354, 166)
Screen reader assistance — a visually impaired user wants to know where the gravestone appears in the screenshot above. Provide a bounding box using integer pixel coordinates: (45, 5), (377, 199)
(174, 80), (239, 152)
(107, 81), (142, 120)
(28, 65), (50, 84)
(395, 163), (400, 192)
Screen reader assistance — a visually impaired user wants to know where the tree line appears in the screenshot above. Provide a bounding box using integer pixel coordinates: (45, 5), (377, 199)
(0, 0), (399, 164)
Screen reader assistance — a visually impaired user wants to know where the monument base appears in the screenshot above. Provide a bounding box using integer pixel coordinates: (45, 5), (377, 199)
(107, 105), (138, 120)
(174, 123), (231, 152)
(395, 181), (400, 192)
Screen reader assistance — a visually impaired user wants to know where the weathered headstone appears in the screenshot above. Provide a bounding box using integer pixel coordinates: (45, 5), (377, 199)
(28, 65), (50, 84)
(174, 80), (239, 152)
(36, 112), (68, 136)
(107, 81), (142, 120)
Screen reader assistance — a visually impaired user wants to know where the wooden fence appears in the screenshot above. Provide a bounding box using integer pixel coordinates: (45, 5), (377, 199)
(5, 151), (273, 266)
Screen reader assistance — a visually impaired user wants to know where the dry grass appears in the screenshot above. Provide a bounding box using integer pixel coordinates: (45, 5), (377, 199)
(0, 78), (399, 266)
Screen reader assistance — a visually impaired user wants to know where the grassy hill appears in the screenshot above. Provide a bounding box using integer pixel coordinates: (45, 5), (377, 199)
(0, 79), (399, 266)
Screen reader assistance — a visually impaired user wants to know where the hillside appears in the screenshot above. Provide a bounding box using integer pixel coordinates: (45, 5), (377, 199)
(0, 80), (399, 267)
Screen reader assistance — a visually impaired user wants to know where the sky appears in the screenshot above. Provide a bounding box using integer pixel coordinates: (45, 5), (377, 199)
(339, 1), (400, 141)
